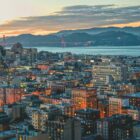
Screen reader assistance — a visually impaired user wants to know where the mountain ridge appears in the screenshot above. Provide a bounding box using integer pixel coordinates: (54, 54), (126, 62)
(1, 27), (140, 47)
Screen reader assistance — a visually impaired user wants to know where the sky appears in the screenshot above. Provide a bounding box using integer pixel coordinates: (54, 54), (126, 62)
(0, 0), (140, 36)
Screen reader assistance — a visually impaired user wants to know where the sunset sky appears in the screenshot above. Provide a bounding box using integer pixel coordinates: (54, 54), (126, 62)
(0, 0), (140, 36)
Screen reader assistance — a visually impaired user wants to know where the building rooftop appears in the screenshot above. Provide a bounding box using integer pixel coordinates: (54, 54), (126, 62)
(125, 92), (140, 98)
(75, 108), (100, 114)
(0, 130), (16, 138)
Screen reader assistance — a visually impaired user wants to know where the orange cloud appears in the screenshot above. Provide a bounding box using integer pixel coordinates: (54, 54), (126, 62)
(104, 21), (140, 28)
(0, 5), (140, 36)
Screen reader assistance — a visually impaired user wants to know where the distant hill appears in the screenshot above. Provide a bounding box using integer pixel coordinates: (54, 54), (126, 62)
(56, 27), (140, 36)
(2, 27), (140, 47)
(92, 31), (140, 46)
(6, 34), (61, 47)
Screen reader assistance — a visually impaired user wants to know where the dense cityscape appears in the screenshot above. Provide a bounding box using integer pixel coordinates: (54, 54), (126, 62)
(0, 43), (140, 140)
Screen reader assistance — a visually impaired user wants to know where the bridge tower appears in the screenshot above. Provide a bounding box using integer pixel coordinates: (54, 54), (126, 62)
(61, 36), (66, 47)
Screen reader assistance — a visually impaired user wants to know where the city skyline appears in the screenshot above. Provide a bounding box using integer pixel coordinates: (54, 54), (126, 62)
(0, 0), (140, 36)
(0, 1), (140, 140)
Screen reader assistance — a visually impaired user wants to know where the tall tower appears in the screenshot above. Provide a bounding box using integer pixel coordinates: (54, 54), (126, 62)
(3, 35), (6, 47)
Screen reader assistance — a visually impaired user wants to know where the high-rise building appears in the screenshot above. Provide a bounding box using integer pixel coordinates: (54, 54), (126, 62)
(92, 65), (128, 86)
(97, 114), (133, 140)
(133, 124), (140, 140)
(72, 87), (97, 110)
(0, 86), (24, 106)
(32, 110), (48, 132)
(75, 109), (100, 136)
(109, 97), (122, 116)
(97, 99), (109, 118)
(125, 92), (140, 108)
(127, 108), (140, 121)
(0, 112), (9, 131)
(47, 119), (81, 140)
(0, 45), (7, 75)
(12, 103), (25, 121)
